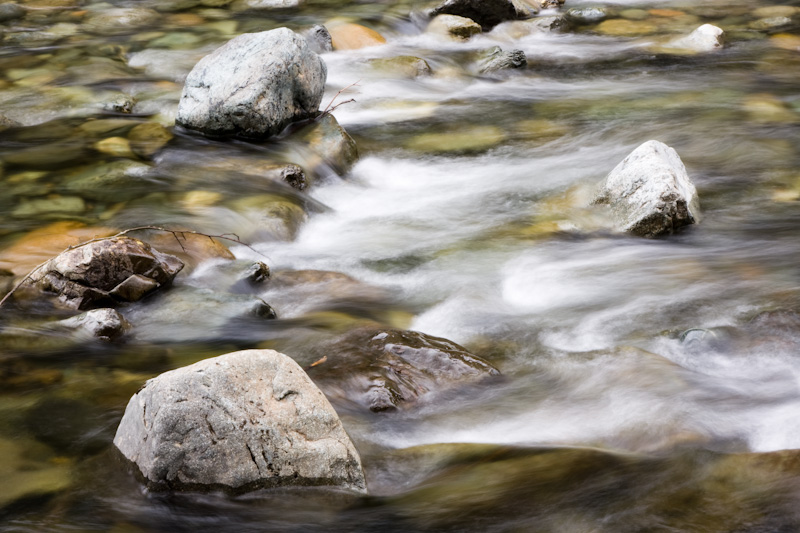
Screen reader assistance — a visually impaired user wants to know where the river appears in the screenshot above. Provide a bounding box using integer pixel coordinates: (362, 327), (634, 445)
(1, 0), (800, 531)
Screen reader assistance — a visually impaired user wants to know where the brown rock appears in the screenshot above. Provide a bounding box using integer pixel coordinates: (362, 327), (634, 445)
(329, 23), (386, 50)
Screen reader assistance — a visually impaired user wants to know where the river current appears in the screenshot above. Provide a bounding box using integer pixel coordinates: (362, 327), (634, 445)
(1, 0), (800, 531)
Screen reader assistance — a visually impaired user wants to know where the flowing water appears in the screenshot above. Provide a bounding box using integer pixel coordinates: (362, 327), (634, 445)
(2, 0), (800, 531)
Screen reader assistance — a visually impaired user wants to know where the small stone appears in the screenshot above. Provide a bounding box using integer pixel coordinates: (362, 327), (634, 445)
(770, 33), (800, 51)
(328, 22), (386, 50)
(103, 94), (136, 114)
(113, 349), (366, 492)
(478, 46), (527, 74)
(127, 123), (173, 158)
(619, 8), (649, 20)
(290, 113), (359, 175)
(753, 6), (800, 19)
(243, 0), (300, 8)
(109, 274), (160, 302)
(427, 14), (482, 40)
(61, 161), (152, 203)
(93, 137), (136, 158)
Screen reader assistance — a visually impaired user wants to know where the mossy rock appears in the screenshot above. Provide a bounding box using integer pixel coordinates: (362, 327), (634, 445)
(405, 125), (506, 154)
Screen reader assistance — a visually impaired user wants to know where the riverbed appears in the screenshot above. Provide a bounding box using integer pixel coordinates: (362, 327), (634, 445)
(1, 0), (800, 531)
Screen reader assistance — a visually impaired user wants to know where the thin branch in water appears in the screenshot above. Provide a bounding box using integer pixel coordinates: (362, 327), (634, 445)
(320, 80), (360, 116)
(0, 226), (269, 310)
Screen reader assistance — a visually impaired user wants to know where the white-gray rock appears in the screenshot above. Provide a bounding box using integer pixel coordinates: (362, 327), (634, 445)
(50, 308), (131, 341)
(593, 140), (700, 238)
(176, 28), (327, 139)
(114, 349), (366, 493)
(667, 24), (724, 53)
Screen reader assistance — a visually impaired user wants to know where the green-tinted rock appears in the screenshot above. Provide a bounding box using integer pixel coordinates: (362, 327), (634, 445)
(149, 32), (204, 49)
(291, 113), (359, 175)
(0, 437), (72, 509)
(368, 56), (432, 79)
(60, 160), (152, 202)
(12, 195), (86, 218)
(405, 125), (506, 154)
(127, 122), (173, 158)
(83, 8), (160, 35)
(0, 3), (26, 22)
(596, 18), (658, 36)
(427, 14), (482, 40)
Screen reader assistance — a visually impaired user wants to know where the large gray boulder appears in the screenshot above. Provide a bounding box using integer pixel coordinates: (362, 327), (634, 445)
(114, 350), (366, 493)
(21, 237), (183, 310)
(593, 140), (700, 238)
(428, 0), (536, 31)
(176, 28), (327, 139)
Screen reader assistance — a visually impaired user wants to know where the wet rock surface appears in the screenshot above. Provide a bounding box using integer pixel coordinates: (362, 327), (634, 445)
(113, 349), (366, 492)
(593, 140), (701, 238)
(306, 326), (500, 412)
(48, 308), (132, 341)
(20, 237), (184, 310)
(428, 0), (535, 31)
(176, 28), (326, 139)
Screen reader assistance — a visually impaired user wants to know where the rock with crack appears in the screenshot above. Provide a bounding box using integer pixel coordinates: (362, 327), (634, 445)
(113, 349), (366, 493)
(176, 28), (327, 139)
(306, 327), (500, 413)
(19, 237), (183, 310)
(593, 140), (700, 238)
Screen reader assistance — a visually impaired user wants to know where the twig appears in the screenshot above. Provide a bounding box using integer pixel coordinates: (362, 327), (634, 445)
(320, 80), (360, 117)
(0, 226), (268, 309)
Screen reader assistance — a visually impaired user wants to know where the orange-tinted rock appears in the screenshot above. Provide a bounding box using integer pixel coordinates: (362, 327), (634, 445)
(329, 23), (386, 50)
(0, 222), (117, 277)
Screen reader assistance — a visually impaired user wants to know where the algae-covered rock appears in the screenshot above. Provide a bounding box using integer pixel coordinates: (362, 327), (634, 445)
(61, 161), (153, 203)
(593, 140), (700, 238)
(0, 3), (26, 23)
(83, 8), (160, 35)
(306, 326), (500, 412)
(405, 125), (506, 154)
(127, 123), (173, 159)
(113, 349), (366, 492)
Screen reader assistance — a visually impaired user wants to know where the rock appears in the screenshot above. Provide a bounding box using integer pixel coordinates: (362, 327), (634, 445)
(93, 137), (136, 159)
(0, 114), (20, 131)
(61, 161), (153, 203)
(290, 114), (359, 175)
(113, 349), (366, 492)
(0, 3), (26, 22)
(83, 8), (160, 36)
(0, 222), (116, 277)
(595, 19), (658, 36)
(242, 0), (300, 8)
(176, 28), (326, 139)
(123, 286), (276, 343)
(368, 56), (432, 79)
(428, 0), (535, 31)
(306, 326), (500, 412)
(50, 308), (132, 341)
(230, 261), (270, 292)
(749, 16), (792, 31)
(103, 94), (136, 114)
(0, 437), (72, 509)
(26, 396), (114, 456)
(427, 14), (483, 40)
(666, 24), (724, 53)
(753, 6), (800, 19)
(304, 24), (332, 54)
(127, 123), (173, 159)
(478, 46), (527, 74)
(405, 125), (506, 154)
(20, 236), (184, 310)
(566, 6), (608, 25)
(592, 140), (701, 238)
(328, 22), (387, 50)
(11, 195), (86, 218)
